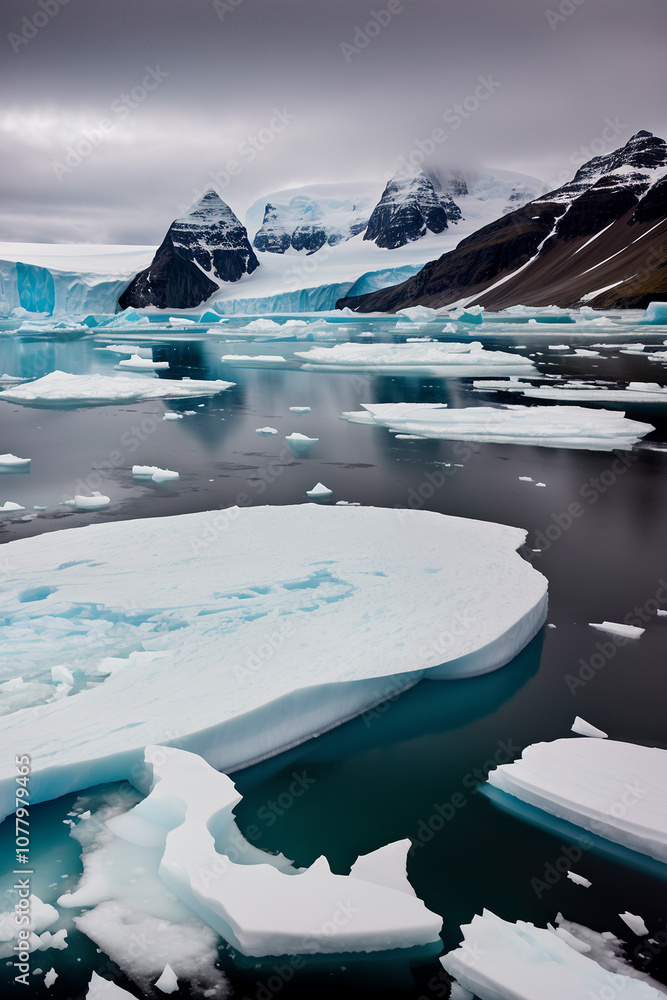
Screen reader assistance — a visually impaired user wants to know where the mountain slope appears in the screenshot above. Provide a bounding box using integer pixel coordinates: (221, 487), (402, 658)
(338, 131), (667, 312)
(119, 191), (259, 310)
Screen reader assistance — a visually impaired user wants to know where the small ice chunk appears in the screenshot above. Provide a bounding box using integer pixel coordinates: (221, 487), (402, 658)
(535, 482), (547, 487)
(589, 621), (645, 639)
(571, 716), (608, 739)
(0, 500), (25, 511)
(658, 609), (667, 617)
(550, 924), (592, 952)
(86, 972), (137, 998)
(519, 476), (533, 482)
(117, 355), (169, 371)
(0, 453), (31, 468)
(567, 870), (592, 887)
(285, 432), (319, 455)
(306, 482), (333, 498)
(619, 912), (649, 936)
(255, 426), (278, 436)
(44, 968), (58, 988)
(289, 406), (311, 414)
(63, 492), (110, 511)
(151, 469), (179, 484)
(51, 665), (74, 686)
(154, 963), (178, 993)
(163, 412), (183, 421)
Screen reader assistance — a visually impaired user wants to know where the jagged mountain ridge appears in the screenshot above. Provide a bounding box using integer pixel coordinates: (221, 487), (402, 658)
(119, 191), (259, 310)
(337, 131), (667, 312)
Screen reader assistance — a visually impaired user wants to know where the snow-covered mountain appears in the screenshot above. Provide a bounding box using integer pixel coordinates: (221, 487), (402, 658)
(249, 183), (376, 255)
(363, 169), (450, 249)
(340, 130), (667, 312)
(119, 190), (259, 309)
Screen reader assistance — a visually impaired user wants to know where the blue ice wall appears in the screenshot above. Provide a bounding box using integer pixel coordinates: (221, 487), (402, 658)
(16, 262), (55, 314)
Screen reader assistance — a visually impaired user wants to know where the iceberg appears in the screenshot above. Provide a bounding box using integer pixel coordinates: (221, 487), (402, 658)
(487, 737), (667, 863)
(255, 425), (278, 435)
(132, 465), (179, 483)
(441, 910), (666, 1000)
(289, 406), (311, 414)
(0, 500), (25, 512)
(296, 341), (537, 377)
(306, 481), (333, 498)
(91, 745), (443, 957)
(640, 301), (667, 324)
(620, 912), (650, 937)
(220, 354), (288, 366)
(341, 403), (654, 451)
(566, 871), (592, 887)
(0, 371), (234, 407)
(0, 504), (547, 822)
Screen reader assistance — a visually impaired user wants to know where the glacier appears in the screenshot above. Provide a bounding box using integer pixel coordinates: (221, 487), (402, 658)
(486, 737), (667, 864)
(341, 402), (654, 451)
(0, 504), (547, 823)
(441, 910), (666, 1000)
(64, 745), (443, 958)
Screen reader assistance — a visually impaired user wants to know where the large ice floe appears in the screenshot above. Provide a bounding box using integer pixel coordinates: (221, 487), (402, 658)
(0, 504), (547, 821)
(0, 370), (234, 406)
(295, 342), (538, 377)
(341, 403), (653, 451)
(441, 910), (667, 1000)
(61, 746), (443, 959)
(486, 737), (667, 864)
(473, 378), (667, 404)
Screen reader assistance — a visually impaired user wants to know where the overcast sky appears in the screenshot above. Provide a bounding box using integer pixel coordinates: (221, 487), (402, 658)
(1, 0), (665, 244)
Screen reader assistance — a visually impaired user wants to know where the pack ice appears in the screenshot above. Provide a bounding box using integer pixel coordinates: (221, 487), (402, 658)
(0, 504), (547, 821)
(341, 403), (653, 451)
(441, 910), (666, 1000)
(71, 745), (443, 957)
(295, 342), (538, 377)
(487, 737), (667, 863)
(0, 371), (234, 406)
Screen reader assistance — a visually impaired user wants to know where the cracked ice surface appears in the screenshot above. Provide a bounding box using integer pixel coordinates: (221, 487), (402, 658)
(487, 738), (667, 863)
(441, 910), (666, 1000)
(66, 746), (442, 958)
(0, 505), (547, 821)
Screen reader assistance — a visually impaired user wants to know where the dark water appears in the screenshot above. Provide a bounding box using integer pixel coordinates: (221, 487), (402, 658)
(1, 323), (666, 998)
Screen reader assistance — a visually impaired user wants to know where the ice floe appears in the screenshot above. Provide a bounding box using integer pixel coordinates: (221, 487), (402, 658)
(220, 354), (288, 366)
(620, 912), (650, 937)
(487, 737), (667, 863)
(474, 378), (667, 404)
(296, 341), (537, 377)
(441, 910), (666, 1000)
(566, 871), (592, 887)
(116, 355), (169, 371)
(0, 504), (547, 820)
(341, 403), (653, 451)
(0, 500), (25, 512)
(255, 425), (278, 435)
(0, 453), (30, 468)
(63, 492), (110, 510)
(0, 371), (234, 407)
(92, 746), (443, 957)
(86, 972), (137, 998)
(589, 620), (645, 639)
(289, 405), (311, 414)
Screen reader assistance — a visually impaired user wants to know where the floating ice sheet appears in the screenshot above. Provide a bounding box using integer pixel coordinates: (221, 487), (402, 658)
(487, 737), (667, 863)
(474, 378), (667, 404)
(341, 403), (653, 451)
(0, 504), (547, 821)
(296, 342), (537, 377)
(0, 371), (233, 407)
